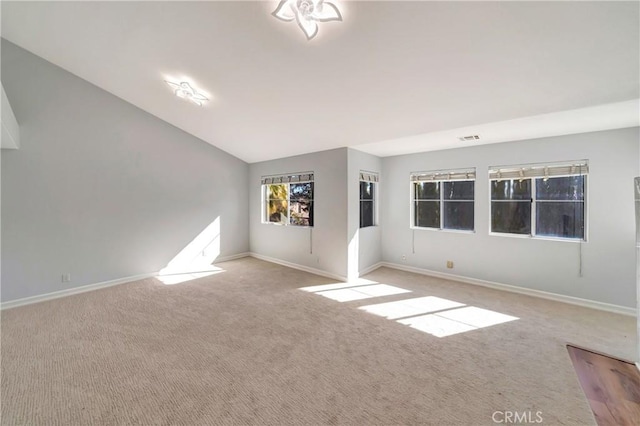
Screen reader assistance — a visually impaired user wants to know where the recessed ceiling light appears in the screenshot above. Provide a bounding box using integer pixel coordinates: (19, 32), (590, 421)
(273, 0), (342, 40)
(165, 80), (209, 106)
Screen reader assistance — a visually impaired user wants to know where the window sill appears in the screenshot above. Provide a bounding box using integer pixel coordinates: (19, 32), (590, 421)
(410, 226), (475, 235)
(359, 225), (380, 229)
(488, 232), (586, 243)
(261, 222), (314, 229)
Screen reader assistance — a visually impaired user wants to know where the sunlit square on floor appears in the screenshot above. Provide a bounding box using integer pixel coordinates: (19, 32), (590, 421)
(298, 279), (378, 293)
(398, 314), (477, 337)
(298, 278), (518, 336)
(359, 296), (465, 320)
(436, 306), (519, 328)
(156, 269), (224, 285)
(315, 284), (410, 302)
(397, 306), (519, 337)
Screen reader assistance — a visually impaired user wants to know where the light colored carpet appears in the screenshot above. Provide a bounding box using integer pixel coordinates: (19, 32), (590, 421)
(1, 257), (636, 425)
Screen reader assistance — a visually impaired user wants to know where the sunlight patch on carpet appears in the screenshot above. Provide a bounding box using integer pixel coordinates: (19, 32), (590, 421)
(159, 217), (222, 278)
(156, 268), (224, 285)
(299, 279), (378, 293)
(398, 306), (519, 337)
(360, 297), (519, 337)
(359, 296), (465, 320)
(314, 284), (411, 302)
(398, 313), (477, 337)
(436, 306), (519, 329)
(300, 279), (517, 336)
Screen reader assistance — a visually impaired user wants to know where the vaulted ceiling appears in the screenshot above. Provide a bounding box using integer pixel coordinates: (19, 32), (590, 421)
(2, 1), (638, 162)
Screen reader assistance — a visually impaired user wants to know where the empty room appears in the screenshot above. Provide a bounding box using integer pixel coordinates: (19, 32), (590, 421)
(1, 1), (639, 425)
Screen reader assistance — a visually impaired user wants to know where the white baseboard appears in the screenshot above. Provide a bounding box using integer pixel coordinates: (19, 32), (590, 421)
(1, 272), (157, 311)
(249, 252), (347, 282)
(1, 252), (253, 311)
(215, 252), (251, 263)
(4, 255), (634, 318)
(375, 262), (636, 317)
(359, 262), (384, 277)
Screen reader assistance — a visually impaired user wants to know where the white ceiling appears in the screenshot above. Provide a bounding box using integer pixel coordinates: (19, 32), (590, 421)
(2, 1), (638, 163)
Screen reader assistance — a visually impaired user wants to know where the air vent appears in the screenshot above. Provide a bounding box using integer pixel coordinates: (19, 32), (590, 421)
(458, 135), (480, 142)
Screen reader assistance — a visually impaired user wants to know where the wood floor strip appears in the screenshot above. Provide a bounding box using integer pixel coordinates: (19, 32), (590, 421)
(567, 345), (640, 426)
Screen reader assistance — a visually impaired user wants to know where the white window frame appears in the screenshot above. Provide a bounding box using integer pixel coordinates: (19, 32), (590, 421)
(409, 168), (476, 233)
(488, 161), (588, 242)
(359, 171), (379, 228)
(261, 172), (314, 228)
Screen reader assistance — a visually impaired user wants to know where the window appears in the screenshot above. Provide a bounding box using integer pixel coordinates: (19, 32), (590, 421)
(411, 168), (475, 231)
(360, 172), (378, 228)
(262, 173), (314, 226)
(489, 162), (587, 240)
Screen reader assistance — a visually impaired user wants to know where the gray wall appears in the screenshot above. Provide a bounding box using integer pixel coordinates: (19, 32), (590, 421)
(249, 148), (348, 279)
(347, 149), (382, 278)
(382, 128), (639, 308)
(1, 40), (249, 302)
(3, 38), (637, 310)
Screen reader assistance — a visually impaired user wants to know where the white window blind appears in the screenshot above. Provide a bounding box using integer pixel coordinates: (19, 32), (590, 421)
(410, 168), (475, 182)
(261, 172), (314, 185)
(489, 161), (588, 180)
(359, 171), (379, 182)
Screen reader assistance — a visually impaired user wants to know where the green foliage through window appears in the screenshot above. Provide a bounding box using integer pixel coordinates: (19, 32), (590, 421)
(265, 182), (313, 226)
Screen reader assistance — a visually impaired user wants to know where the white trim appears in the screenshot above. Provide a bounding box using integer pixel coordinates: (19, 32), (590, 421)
(5, 254), (630, 318)
(249, 252), (347, 282)
(1, 272), (157, 310)
(261, 222), (313, 229)
(411, 226), (476, 235)
(214, 252), (251, 263)
(1, 252), (252, 310)
(376, 262), (636, 317)
(359, 261), (384, 277)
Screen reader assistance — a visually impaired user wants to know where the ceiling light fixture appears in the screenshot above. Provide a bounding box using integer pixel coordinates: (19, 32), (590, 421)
(273, 0), (342, 40)
(165, 80), (209, 106)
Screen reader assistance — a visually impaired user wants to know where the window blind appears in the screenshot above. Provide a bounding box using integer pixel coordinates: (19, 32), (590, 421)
(489, 161), (588, 180)
(261, 172), (314, 185)
(359, 171), (379, 183)
(410, 168), (475, 182)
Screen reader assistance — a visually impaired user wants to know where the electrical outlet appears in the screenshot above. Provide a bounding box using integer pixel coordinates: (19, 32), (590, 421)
(61, 273), (71, 283)
(401, 254), (406, 261)
(446, 261), (454, 269)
